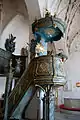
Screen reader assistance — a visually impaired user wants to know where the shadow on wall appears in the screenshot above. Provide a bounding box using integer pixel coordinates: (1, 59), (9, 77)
(0, 14), (29, 55)
(64, 52), (80, 99)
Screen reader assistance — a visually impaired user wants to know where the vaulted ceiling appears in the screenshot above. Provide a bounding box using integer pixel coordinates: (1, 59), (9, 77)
(0, 0), (80, 55)
(38, 0), (80, 55)
(1, 0), (28, 32)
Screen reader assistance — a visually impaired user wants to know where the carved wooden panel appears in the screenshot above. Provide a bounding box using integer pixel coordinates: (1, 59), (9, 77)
(0, 48), (11, 75)
(12, 55), (27, 78)
(8, 56), (54, 115)
(33, 56), (54, 85)
(35, 56), (53, 76)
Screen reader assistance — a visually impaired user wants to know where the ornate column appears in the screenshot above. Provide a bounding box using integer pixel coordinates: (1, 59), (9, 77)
(36, 90), (40, 120)
(43, 94), (47, 120)
(43, 86), (54, 120)
(49, 87), (54, 120)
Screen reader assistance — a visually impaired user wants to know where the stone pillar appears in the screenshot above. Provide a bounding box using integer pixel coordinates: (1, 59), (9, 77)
(36, 90), (40, 120)
(43, 94), (47, 120)
(43, 86), (54, 120)
(49, 88), (54, 120)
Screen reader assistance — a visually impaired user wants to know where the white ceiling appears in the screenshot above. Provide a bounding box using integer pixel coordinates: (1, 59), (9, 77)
(1, 0), (80, 55)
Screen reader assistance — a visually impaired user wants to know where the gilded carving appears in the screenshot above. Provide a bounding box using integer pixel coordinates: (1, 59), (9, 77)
(37, 62), (49, 73)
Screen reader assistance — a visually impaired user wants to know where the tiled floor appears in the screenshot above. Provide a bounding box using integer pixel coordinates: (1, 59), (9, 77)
(55, 111), (80, 120)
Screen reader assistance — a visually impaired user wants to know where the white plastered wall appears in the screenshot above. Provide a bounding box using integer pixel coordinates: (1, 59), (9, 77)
(0, 14), (29, 55)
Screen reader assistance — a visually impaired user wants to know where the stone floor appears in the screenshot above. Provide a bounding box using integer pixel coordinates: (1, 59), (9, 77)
(24, 111), (80, 120)
(55, 111), (80, 120)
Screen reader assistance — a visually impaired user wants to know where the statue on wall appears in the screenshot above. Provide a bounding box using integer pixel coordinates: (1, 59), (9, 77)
(5, 34), (16, 53)
(29, 39), (37, 53)
(27, 39), (37, 60)
(21, 47), (28, 56)
(14, 58), (21, 77)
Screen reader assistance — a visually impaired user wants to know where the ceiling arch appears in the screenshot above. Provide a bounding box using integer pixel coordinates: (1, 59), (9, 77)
(1, 0), (29, 33)
(24, 0), (41, 23)
(1, 14), (29, 55)
(1, 0), (80, 55)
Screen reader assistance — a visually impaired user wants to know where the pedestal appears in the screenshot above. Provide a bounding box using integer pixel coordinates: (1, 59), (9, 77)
(43, 87), (54, 120)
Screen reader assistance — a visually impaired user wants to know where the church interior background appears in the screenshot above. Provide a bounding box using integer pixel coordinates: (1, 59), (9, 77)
(0, 0), (80, 120)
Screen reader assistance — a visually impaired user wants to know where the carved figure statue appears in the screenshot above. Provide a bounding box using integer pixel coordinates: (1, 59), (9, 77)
(27, 39), (37, 60)
(5, 34), (16, 53)
(15, 58), (21, 75)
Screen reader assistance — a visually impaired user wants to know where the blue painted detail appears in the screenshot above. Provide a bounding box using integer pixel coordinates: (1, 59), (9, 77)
(32, 16), (66, 44)
(34, 26), (63, 43)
